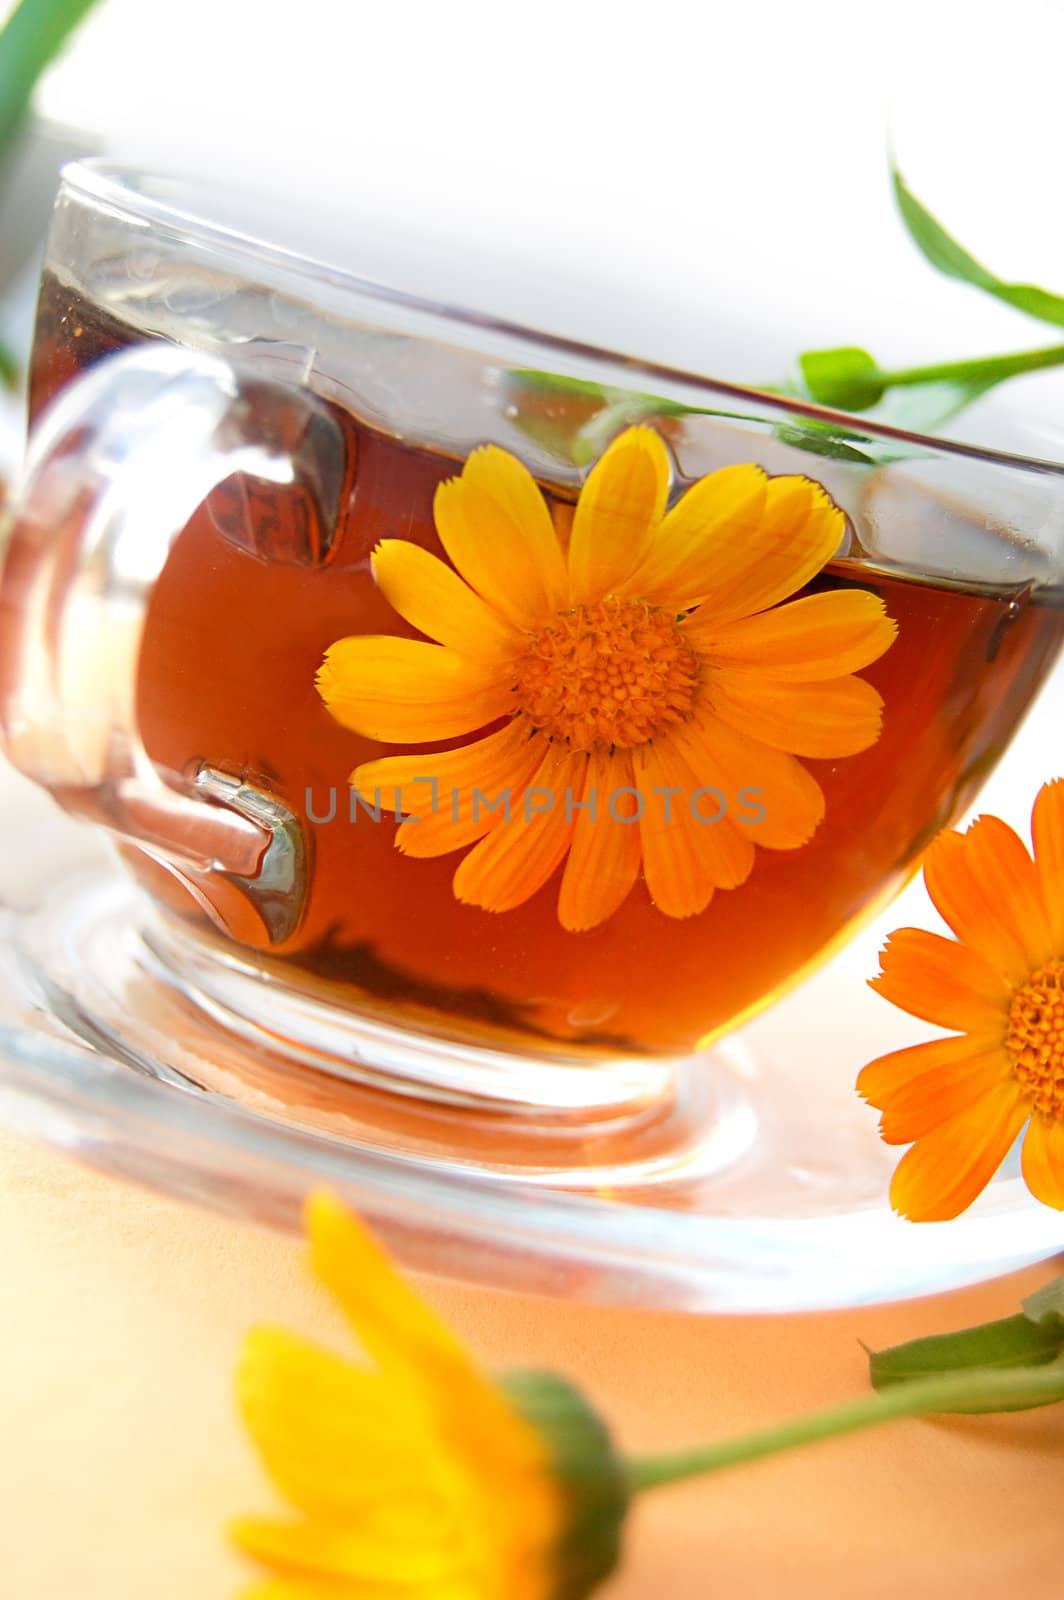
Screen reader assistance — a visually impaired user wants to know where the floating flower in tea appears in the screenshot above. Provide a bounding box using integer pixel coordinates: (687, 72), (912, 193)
(316, 426), (896, 929)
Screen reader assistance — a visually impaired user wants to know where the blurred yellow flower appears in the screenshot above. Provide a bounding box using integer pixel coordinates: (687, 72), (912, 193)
(231, 1191), (627, 1599)
(230, 1193), (1064, 1596)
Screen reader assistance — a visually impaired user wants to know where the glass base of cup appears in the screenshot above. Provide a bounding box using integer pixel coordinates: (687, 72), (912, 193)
(17, 871), (760, 1191)
(4, 842), (1064, 1311)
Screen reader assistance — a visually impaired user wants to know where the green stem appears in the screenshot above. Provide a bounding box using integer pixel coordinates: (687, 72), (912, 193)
(626, 1360), (1064, 1493)
(878, 343), (1064, 391)
(0, 334), (18, 392)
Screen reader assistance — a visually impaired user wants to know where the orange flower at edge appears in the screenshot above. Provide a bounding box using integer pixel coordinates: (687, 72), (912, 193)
(317, 426), (897, 931)
(859, 779), (1064, 1221)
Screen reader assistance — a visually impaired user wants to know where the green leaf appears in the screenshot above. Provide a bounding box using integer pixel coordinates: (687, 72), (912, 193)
(798, 347), (886, 411)
(893, 164), (1064, 330)
(508, 370), (615, 403)
(569, 391), (690, 468)
(773, 420), (883, 465)
(868, 1313), (1064, 1413)
(794, 336), (1064, 432)
(0, 0), (105, 158)
(1022, 1275), (1064, 1328)
(505, 367), (900, 472)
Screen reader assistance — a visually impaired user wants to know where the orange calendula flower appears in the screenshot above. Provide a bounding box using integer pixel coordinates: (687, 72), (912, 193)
(859, 779), (1064, 1221)
(231, 1191), (627, 1600)
(317, 426), (896, 930)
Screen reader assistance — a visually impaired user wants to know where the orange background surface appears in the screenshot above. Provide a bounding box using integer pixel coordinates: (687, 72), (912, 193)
(2, 1126), (1061, 1599)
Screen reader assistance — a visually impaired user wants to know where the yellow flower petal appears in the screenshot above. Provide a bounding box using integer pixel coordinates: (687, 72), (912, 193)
(647, 733), (756, 890)
(231, 1513), (480, 1587)
(857, 1032), (1006, 1110)
(668, 708), (825, 850)
(870, 928), (1011, 1033)
(557, 749), (643, 932)
(237, 1326), (439, 1520)
(877, 1047), (1013, 1145)
(371, 541), (519, 660)
(708, 669), (885, 758)
(924, 817), (1055, 985)
(625, 471), (843, 618)
(617, 463), (768, 609)
(1021, 1114), (1064, 1210)
(434, 445), (568, 630)
(704, 475), (847, 625)
(317, 637), (513, 743)
(685, 588), (896, 680)
(351, 720), (544, 858)
(630, 743), (717, 918)
(452, 743), (586, 913)
(237, 1568), (479, 1600)
(567, 425), (670, 604)
(889, 1080), (1028, 1221)
(305, 1194), (531, 1459)
(1031, 778), (1064, 951)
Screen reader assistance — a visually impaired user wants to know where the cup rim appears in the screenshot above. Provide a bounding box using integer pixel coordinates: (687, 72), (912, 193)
(58, 158), (1064, 482)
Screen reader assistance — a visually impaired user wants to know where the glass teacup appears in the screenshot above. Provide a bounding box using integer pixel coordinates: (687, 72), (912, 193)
(3, 162), (1064, 1218)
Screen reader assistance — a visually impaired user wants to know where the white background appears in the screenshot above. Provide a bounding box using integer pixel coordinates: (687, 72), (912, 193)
(18, 0), (1064, 381)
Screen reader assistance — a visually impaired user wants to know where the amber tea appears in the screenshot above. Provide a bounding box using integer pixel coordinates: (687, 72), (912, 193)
(28, 270), (1064, 1057)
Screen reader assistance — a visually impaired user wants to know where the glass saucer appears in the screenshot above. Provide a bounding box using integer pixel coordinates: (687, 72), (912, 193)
(4, 764), (1064, 1312)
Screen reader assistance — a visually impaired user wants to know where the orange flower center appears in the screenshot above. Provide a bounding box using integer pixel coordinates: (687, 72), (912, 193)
(1005, 958), (1064, 1122)
(512, 597), (700, 753)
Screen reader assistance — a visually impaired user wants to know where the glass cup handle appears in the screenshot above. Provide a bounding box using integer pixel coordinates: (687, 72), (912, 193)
(0, 343), (348, 947)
